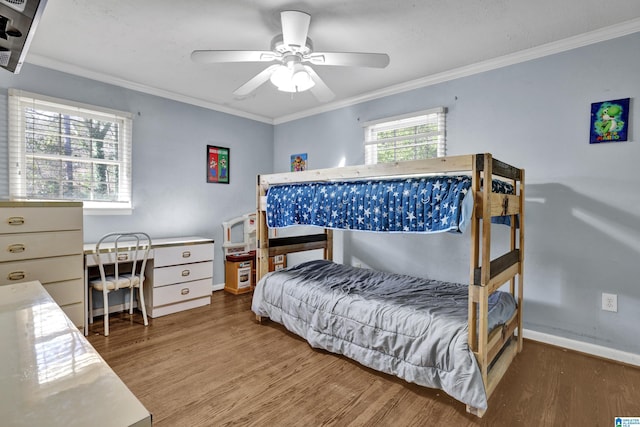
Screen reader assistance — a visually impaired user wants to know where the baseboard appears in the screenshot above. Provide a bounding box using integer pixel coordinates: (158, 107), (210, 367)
(212, 282), (225, 292)
(523, 329), (640, 367)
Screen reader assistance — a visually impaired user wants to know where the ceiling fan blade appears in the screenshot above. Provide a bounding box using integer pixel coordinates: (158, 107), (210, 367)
(304, 66), (335, 102)
(307, 52), (390, 68)
(281, 11), (310, 48)
(191, 50), (279, 64)
(233, 64), (281, 97)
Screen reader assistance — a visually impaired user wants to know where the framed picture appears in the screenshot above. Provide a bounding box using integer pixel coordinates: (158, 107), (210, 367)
(590, 98), (630, 144)
(207, 145), (230, 183)
(291, 153), (308, 172)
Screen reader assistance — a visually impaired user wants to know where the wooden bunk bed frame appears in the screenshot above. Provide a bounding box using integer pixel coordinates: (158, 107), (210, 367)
(255, 153), (524, 416)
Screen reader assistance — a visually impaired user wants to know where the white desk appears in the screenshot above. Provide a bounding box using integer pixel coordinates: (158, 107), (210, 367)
(0, 280), (152, 427)
(84, 236), (214, 335)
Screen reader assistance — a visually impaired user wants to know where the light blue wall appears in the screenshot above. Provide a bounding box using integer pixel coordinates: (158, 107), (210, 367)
(0, 64), (274, 288)
(274, 32), (640, 355)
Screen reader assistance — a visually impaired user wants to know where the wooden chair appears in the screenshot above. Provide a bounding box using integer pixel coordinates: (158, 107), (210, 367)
(89, 232), (152, 336)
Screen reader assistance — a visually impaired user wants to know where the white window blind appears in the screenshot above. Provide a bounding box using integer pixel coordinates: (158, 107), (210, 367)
(363, 107), (446, 165)
(8, 89), (133, 211)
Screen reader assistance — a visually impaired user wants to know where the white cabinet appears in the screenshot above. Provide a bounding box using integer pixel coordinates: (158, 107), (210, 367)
(0, 201), (84, 329)
(144, 238), (214, 317)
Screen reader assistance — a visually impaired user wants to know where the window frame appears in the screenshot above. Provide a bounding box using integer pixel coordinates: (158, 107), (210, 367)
(8, 89), (133, 215)
(363, 107), (446, 165)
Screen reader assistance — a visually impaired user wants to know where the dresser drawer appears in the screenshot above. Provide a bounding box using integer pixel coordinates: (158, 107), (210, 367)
(85, 248), (154, 268)
(152, 278), (211, 307)
(0, 206), (82, 234)
(0, 230), (83, 262)
(0, 255), (83, 285)
(153, 243), (213, 267)
(43, 278), (84, 306)
(152, 261), (213, 287)
(147, 297), (210, 318)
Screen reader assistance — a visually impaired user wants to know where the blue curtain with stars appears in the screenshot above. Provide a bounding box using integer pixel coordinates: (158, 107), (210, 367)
(267, 176), (452, 233)
(266, 176), (515, 234)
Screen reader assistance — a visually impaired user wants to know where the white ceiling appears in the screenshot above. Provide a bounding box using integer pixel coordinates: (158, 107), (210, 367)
(26, 0), (640, 124)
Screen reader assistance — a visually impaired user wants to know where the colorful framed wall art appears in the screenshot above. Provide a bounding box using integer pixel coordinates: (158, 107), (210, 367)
(207, 145), (230, 183)
(291, 153), (308, 172)
(590, 98), (630, 144)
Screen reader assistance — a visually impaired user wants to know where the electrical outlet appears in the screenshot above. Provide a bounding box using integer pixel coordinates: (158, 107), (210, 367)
(602, 293), (617, 312)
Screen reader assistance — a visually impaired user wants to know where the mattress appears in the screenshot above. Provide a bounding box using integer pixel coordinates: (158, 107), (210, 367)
(252, 259), (517, 410)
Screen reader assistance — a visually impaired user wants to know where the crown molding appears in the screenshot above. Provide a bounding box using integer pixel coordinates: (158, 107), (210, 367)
(26, 17), (640, 126)
(273, 17), (640, 124)
(25, 54), (274, 124)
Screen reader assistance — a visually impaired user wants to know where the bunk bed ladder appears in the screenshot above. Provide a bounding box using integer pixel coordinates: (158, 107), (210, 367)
(467, 153), (525, 417)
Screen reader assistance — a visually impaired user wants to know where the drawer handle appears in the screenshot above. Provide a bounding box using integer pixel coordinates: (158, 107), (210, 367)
(8, 271), (26, 281)
(7, 216), (25, 226)
(182, 251), (191, 258)
(8, 244), (25, 253)
(181, 288), (190, 295)
(117, 254), (129, 261)
(181, 269), (190, 277)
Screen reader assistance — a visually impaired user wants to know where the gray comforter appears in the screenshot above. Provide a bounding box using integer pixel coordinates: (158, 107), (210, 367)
(251, 259), (516, 410)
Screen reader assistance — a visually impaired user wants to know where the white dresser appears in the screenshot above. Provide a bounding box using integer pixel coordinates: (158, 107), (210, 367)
(145, 238), (214, 317)
(0, 201), (85, 329)
(85, 236), (214, 325)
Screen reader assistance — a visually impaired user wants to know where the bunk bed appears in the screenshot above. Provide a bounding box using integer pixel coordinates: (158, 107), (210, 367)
(252, 153), (524, 417)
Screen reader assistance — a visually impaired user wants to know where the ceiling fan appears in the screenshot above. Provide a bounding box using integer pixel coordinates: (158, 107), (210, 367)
(191, 10), (390, 102)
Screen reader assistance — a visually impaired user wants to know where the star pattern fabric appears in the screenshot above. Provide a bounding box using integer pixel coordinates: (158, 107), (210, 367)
(267, 175), (514, 233)
(267, 176), (516, 233)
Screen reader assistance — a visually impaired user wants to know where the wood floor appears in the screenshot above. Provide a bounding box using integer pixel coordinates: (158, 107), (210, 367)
(87, 291), (640, 427)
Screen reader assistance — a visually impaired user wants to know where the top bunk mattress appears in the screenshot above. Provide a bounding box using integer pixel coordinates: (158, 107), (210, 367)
(252, 259), (517, 410)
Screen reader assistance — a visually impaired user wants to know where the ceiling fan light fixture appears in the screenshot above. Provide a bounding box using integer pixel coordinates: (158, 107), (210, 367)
(193, 10), (384, 102)
(270, 63), (315, 93)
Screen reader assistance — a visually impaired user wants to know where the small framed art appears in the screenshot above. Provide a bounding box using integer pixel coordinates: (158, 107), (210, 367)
(207, 145), (230, 183)
(291, 153), (308, 172)
(590, 98), (630, 144)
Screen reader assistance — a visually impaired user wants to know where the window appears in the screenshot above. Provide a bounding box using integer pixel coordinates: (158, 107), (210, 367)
(363, 107), (446, 165)
(8, 89), (133, 213)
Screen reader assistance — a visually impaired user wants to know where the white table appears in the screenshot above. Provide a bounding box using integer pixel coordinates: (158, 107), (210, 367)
(0, 280), (152, 427)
